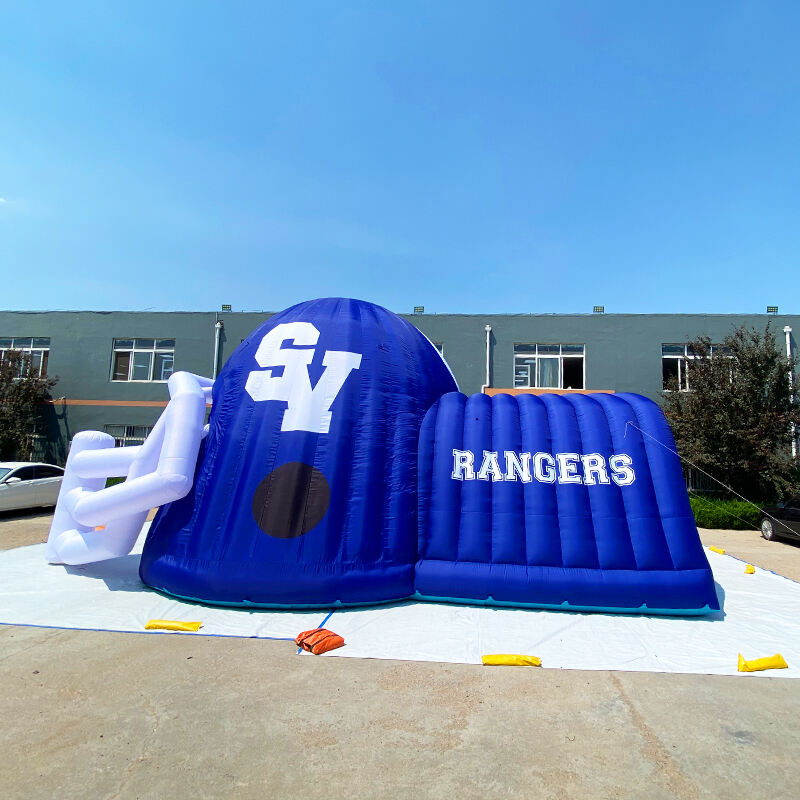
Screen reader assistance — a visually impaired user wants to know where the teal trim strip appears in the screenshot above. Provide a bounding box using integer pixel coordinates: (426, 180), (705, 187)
(410, 591), (715, 617)
(151, 585), (406, 611)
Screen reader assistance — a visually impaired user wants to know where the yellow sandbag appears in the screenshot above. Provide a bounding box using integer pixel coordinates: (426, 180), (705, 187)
(708, 546), (725, 555)
(744, 564), (755, 574)
(737, 653), (788, 673)
(145, 619), (203, 632)
(481, 654), (541, 667)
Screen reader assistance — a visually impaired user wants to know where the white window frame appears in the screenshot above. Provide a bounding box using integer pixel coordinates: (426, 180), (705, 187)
(110, 338), (175, 383)
(513, 344), (586, 390)
(0, 337), (51, 378)
(103, 424), (155, 447)
(661, 343), (730, 392)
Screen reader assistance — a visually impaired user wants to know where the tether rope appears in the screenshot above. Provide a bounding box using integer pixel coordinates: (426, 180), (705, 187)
(624, 420), (796, 536)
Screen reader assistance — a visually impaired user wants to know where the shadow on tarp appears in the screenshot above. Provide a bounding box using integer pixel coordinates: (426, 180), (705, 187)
(63, 555), (326, 629)
(65, 554), (146, 593)
(708, 581), (726, 621)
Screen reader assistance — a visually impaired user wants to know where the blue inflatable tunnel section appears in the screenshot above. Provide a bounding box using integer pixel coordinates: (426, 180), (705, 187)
(139, 298), (457, 607)
(415, 392), (719, 614)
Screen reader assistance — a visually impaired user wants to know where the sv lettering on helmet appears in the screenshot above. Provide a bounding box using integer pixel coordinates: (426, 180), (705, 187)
(245, 322), (362, 433)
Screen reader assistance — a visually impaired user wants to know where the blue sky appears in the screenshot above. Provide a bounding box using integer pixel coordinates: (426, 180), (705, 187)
(1, 1), (798, 314)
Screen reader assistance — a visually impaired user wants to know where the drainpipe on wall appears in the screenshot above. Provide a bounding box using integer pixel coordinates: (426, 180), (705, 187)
(481, 324), (492, 393)
(785, 325), (796, 459)
(213, 318), (224, 379)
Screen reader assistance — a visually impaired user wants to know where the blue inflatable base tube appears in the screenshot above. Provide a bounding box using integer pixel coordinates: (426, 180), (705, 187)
(140, 553), (415, 607)
(413, 560), (720, 614)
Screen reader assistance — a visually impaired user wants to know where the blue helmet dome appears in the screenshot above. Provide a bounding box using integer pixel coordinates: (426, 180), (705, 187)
(140, 298), (458, 606)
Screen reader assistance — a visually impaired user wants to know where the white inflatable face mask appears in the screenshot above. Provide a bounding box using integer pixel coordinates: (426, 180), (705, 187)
(45, 371), (213, 565)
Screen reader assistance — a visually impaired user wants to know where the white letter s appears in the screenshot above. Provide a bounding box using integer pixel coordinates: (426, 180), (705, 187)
(245, 322), (361, 433)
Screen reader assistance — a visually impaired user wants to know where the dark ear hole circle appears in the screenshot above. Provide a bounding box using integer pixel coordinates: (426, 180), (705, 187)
(252, 462), (331, 539)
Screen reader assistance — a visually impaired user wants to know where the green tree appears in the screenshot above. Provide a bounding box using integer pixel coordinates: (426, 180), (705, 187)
(0, 350), (57, 461)
(662, 324), (799, 501)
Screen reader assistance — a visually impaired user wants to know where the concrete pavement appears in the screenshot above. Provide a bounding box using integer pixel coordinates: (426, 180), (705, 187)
(1, 512), (799, 799)
(0, 509), (52, 550)
(2, 624), (799, 800)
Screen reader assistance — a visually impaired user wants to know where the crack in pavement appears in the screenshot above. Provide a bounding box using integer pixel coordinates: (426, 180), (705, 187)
(609, 673), (699, 800)
(103, 694), (162, 800)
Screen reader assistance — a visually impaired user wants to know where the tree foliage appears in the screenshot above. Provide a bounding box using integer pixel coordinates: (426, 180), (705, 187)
(0, 351), (57, 461)
(662, 324), (800, 501)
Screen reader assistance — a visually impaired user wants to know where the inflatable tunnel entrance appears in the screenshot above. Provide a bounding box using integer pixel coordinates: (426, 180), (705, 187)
(415, 392), (719, 614)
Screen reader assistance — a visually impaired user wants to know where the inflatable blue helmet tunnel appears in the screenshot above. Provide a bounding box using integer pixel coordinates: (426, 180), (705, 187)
(140, 298), (718, 614)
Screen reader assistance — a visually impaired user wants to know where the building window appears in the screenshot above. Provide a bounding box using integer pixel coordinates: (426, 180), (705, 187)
(111, 338), (175, 382)
(661, 343), (730, 391)
(103, 424), (154, 447)
(0, 337), (51, 377)
(513, 344), (585, 389)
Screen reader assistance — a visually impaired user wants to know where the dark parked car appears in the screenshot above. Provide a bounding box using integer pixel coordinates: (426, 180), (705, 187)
(759, 496), (800, 542)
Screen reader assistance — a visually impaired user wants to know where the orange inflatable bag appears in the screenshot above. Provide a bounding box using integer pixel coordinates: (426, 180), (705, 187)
(295, 628), (345, 655)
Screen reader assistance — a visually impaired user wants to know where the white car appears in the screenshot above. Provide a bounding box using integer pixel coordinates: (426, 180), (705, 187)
(0, 462), (65, 512)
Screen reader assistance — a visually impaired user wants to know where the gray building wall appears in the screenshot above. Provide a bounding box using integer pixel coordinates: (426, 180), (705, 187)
(404, 313), (799, 399)
(1, 308), (797, 464)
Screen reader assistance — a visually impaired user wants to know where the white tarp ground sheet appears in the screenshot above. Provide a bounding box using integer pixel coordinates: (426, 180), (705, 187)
(1, 528), (798, 678)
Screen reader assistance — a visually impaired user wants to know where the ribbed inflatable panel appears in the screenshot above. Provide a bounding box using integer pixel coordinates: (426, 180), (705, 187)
(416, 392), (719, 614)
(140, 298), (457, 607)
